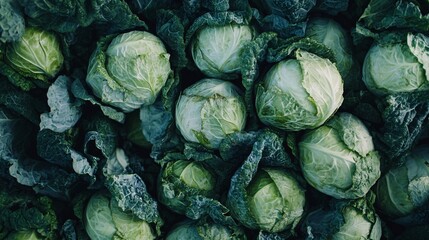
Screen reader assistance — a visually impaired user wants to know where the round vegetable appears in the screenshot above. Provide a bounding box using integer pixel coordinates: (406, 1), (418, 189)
(305, 17), (354, 82)
(175, 78), (247, 149)
(86, 30), (172, 112)
(256, 49), (343, 131)
(299, 112), (381, 199)
(375, 145), (429, 225)
(84, 191), (156, 240)
(191, 23), (254, 79)
(362, 33), (429, 96)
(157, 160), (217, 214)
(5, 27), (63, 83)
(229, 167), (306, 233)
(302, 196), (382, 240)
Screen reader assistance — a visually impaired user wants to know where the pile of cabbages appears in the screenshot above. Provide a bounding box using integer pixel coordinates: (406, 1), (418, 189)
(0, 0), (428, 239)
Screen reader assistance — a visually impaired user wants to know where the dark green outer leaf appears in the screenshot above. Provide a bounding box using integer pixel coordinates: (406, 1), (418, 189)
(186, 196), (237, 226)
(358, 0), (429, 32)
(0, 0), (25, 43)
(17, 0), (147, 34)
(37, 129), (74, 169)
(0, 78), (47, 124)
(143, 70), (182, 160)
(105, 174), (164, 235)
(8, 158), (80, 201)
(267, 37), (336, 64)
(184, 143), (241, 185)
(240, 32), (277, 123)
(314, 0), (350, 15)
(0, 179), (59, 239)
(71, 79), (126, 123)
(0, 61), (35, 91)
(257, 231), (292, 240)
(375, 91), (429, 165)
(156, 10), (188, 69)
(252, 10), (308, 39)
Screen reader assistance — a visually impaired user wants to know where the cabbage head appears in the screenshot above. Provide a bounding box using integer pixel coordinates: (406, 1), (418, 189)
(256, 49), (343, 131)
(227, 167), (305, 233)
(84, 191), (156, 240)
(175, 78), (247, 149)
(244, 168), (306, 233)
(362, 33), (429, 96)
(191, 23), (254, 80)
(86, 31), (171, 112)
(5, 27), (63, 83)
(157, 159), (217, 214)
(305, 17), (354, 82)
(303, 195), (382, 240)
(375, 145), (429, 225)
(299, 112), (381, 199)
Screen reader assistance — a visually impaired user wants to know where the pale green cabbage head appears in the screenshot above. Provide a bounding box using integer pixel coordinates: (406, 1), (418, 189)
(84, 192), (156, 240)
(299, 112), (381, 199)
(362, 33), (429, 96)
(256, 49), (343, 131)
(175, 78), (247, 149)
(191, 23), (254, 79)
(375, 146), (429, 222)
(246, 168), (306, 233)
(86, 31), (171, 112)
(5, 27), (63, 82)
(157, 159), (216, 214)
(306, 17), (353, 80)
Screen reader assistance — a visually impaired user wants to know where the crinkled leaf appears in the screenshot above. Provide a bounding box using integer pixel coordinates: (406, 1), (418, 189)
(251, 0), (316, 23)
(0, 60), (36, 91)
(267, 36), (336, 64)
(0, 0), (25, 43)
(226, 130), (294, 230)
(143, 68), (182, 160)
(17, 0), (147, 34)
(8, 158), (80, 201)
(0, 179), (59, 239)
(252, 10), (307, 39)
(105, 174), (164, 234)
(257, 231), (293, 240)
(0, 78), (47, 124)
(314, 0), (350, 15)
(102, 148), (130, 176)
(375, 91), (429, 164)
(37, 129), (76, 169)
(60, 219), (90, 240)
(40, 76), (82, 133)
(183, 143), (236, 181)
(128, 0), (178, 17)
(240, 32), (277, 123)
(358, 0), (429, 33)
(0, 106), (35, 163)
(219, 131), (259, 162)
(186, 196), (236, 226)
(71, 79), (125, 123)
(156, 10), (188, 69)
